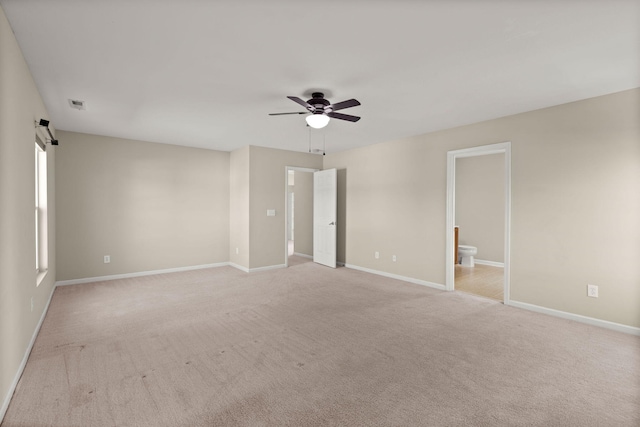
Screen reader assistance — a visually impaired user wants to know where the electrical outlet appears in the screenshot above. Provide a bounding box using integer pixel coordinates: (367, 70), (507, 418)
(374, 251), (379, 259)
(236, 248), (239, 255)
(392, 255), (397, 262)
(104, 255), (111, 264)
(587, 284), (598, 298)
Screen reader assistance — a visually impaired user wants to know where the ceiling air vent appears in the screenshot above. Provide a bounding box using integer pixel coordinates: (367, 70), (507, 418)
(68, 99), (86, 110)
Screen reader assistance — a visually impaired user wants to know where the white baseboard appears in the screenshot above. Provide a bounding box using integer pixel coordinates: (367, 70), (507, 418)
(293, 252), (313, 259)
(55, 262), (230, 286)
(342, 265), (639, 335)
(229, 263), (287, 273)
(507, 300), (640, 336)
(344, 264), (446, 291)
(1, 283), (56, 422)
(249, 264), (286, 273)
(229, 262), (249, 273)
(474, 259), (504, 268)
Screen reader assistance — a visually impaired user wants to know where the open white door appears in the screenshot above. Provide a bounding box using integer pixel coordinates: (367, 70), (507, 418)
(313, 168), (337, 268)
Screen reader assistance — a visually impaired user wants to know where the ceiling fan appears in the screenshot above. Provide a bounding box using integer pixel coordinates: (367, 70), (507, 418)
(269, 92), (361, 128)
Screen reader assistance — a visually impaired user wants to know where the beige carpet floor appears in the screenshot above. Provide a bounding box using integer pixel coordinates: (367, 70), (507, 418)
(3, 257), (639, 426)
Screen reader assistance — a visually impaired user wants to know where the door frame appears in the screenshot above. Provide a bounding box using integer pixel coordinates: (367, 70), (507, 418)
(284, 166), (319, 267)
(445, 142), (512, 303)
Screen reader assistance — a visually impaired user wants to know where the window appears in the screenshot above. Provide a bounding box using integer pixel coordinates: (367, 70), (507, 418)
(35, 139), (48, 283)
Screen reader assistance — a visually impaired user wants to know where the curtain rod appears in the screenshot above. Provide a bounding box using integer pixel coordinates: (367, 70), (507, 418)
(36, 119), (59, 145)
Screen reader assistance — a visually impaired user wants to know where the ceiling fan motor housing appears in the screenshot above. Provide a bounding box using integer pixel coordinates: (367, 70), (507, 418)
(309, 93), (329, 111)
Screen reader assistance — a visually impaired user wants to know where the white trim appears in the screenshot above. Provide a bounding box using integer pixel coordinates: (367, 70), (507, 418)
(507, 300), (640, 336)
(249, 264), (286, 273)
(229, 262), (249, 273)
(446, 142), (511, 304)
(1, 283), (56, 422)
(230, 263), (287, 273)
(36, 269), (48, 287)
(474, 259), (505, 268)
(293, 252), (313, 259)
(345, 264), (446, 291)
(55, 263), (229, 286)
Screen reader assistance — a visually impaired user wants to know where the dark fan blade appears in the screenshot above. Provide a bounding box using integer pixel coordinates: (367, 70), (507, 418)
(328, 98), (360, 112)
(269, 112), (308, 116)
(327, 112), (361, 122)
(287, 96), (315, 112)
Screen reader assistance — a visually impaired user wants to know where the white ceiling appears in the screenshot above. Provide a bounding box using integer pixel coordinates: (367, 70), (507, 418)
(2, 0), (639, 153)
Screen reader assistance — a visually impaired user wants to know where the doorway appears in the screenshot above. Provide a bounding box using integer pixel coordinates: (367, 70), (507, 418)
(285, 167), (318, 267)
(445, 142), (511, 303)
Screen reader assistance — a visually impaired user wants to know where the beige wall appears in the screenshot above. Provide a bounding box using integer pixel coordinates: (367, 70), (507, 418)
(55, 131), (229, 280)
(456, 153), (505, 263)
(229, 146), (250, 269)
(293, 171), (313, 257)
(248, 146), (322, 269)
(325, 140), (436, 279)
(0, 5), (57, 417)
(325, 88), (640, 328)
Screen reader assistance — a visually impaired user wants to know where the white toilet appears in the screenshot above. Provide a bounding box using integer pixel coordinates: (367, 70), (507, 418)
(458, 245), (478, 267)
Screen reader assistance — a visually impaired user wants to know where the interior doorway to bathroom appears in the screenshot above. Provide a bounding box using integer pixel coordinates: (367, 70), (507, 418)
(445, 142), (511, 303)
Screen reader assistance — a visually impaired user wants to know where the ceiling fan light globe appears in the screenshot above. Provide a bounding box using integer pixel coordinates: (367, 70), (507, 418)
(306, 114), (330, 129)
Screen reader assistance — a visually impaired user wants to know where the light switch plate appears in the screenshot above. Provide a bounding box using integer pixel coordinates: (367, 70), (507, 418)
(267, 209), (276, 216)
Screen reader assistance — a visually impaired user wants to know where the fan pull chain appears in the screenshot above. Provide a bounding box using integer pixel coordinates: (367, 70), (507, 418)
(323, 130), (326, 156)
(307, 126), (327, 155)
